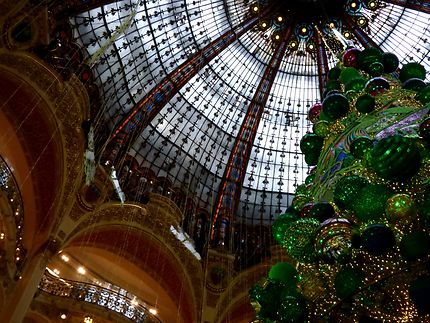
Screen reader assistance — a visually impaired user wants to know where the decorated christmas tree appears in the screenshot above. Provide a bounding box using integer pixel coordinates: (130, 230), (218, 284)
(250, 47), (430, 322)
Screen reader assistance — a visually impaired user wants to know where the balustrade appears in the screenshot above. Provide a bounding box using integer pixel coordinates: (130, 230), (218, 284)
(39, 271), (161, 323)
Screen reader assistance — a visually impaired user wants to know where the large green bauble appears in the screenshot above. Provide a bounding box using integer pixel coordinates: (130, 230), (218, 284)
(416, 85), (430, 105)
(382, 52), (399, 73)
(284, 218), (320, 263)
(339, 67), (361, 85)
(361, 224), (395, 255)
(333, 175), (369, 208)
(277, 294), (307, 322)
(400, 231), (430, 261)
(345, 77), (367, 92)
(365, 77), (390, 96)
(310, 202), (335, 222)
(269, 262), (298, 284)
(304, 151), (320, 166)
(300, 133), (324, 155)
(368, 135), (421, 180)
(313, 120), (331, 137)
(334, 267), (364, 299)
(385, 193), (415, 222)
(328, 66), (342, 80)
(355, 94), (375, 113)
(350, 136), (374, 158)
(368, 61), (384, 77)
(402, 78), (427, 91)
(358, 47), (383, 73)
(325, 79), (342, 92)
(315, 218), (352, 263)
(399, 62), (426, 83)
(272, 212), (299, 245)
(352, 184), (392, 222)
(322, 93), (349, 121)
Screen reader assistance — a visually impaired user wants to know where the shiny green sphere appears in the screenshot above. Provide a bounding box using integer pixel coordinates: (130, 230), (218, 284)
(382, 52), (399, 73)
(399, 62), (426, 83)
(284, 218), (320, 263)
(352, 184), (392, 222)
(313, 120), (331, 137)
(333, 175), (369, 208)
(416, 85), (430, 105)
(300, 133), (324, 155)
(355, 93), (375, 113)
(322, 93), (349, 121)
(350, 136), (374, 158)
(269, 262), (298, 284)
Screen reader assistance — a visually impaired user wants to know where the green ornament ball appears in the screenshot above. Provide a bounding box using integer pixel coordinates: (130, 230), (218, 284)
(358, 47), (383, 73)
(334, 267), (364, 299)
(333, 175), (369, 209)
(272, 212), (299, 245)
(400, 231), (430, 261)
(328, 66), (342, 80)
(249, 282), (265, 302)
(352, 184), (392, 222)
(325, 79), (342, 92)
(313, 120), (331, 137)
(269, 262), (298, 284)
(368, 61), (384, 77)
(350, 136), (374, 158)
(310, 202), (335, 222)
(322, 93), (349, 121)
(368, 135), (421, 180)
(385, 193), (415, 222)
(355, 93), (375, 113)
(300, 133), (324, 155)
(304, 151), (320, 166)
(402, 78), (427, 91)
(283, 218), (320, 263)
(339, 67), (362, 85)
(345, 77), (367, 92)
(305, 173), (316, 185)
(292, 195), (312, 212)
(416, 85), (430, 105)
(382, 52), (399, 73)
(399, 62), (426, 83)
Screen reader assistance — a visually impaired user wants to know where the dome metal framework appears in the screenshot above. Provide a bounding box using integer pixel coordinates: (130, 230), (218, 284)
(70, 0), (430, 232)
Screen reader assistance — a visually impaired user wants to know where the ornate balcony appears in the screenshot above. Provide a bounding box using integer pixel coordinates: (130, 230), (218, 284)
(39, 271), (161, 323)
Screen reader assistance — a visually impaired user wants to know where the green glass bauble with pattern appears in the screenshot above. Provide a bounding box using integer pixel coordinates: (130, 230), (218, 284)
(399, 62), (426, 83)
(304, 151), (320, 166)
(385, 193), (415, 222)
(351, 184), (392, 222)
(325, 80), (342, 92)
(355, 93), (375, 113)
(283, 218), (320, 263)
(350, 136), (374, 158)
(345, 77), (367, 92)
(358, 47), (383, 73)
(368, 135), (421, 180)
(305, 173), (316, 185)
(339, 67), (361, 85)
(322, 93), (349, 121)
(328, 66), (342, 80)
(368, 61), (384, 76)
(382, 52), (399, 73)
(300, 133), (324, 155)
(333, 175), (369, 209)
(272, 211), (299, 245)
(402, 78), (427, 91)
(277, 294), (307, 322)
(313, 120), (331, 137)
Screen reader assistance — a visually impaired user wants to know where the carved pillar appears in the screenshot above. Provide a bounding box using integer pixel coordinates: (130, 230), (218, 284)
(314, 29), (329, 98)
(211, 26), (293, 249)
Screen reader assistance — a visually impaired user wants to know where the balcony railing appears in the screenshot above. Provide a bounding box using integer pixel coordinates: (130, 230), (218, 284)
(0, 155), (25, 269)
(39, 271), (161, 323)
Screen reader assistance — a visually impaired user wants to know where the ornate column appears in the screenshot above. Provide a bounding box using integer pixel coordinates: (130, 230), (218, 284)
(104, 7), (272, 166)
(211, 25), (293, 249)
(314, 29), (330, 98)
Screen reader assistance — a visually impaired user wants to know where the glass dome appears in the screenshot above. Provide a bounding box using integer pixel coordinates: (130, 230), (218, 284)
(70, 0), (430, 224)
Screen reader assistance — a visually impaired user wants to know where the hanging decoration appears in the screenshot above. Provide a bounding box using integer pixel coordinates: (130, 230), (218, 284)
(250, 47), (430, 322)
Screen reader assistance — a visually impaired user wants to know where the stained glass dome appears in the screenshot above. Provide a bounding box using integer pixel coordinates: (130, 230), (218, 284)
(70, 0), (430, 226)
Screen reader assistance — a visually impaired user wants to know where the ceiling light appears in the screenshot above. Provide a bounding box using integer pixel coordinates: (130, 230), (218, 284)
(301, 27), (307, 33)
(351, 2), (357, 8)
(277, 16), (283, 22)
(329, 22), (335, 29)
(60, 314), (67, 320)
(84, 317), (93, 323)
(61, 254), (69, 262)
(308, 44), (314, 50)
(275, 34), (280, 40)
(261, 22), (267, 28)
(252, 6), (258, 12)
(77, 267), (86, 275)
(149, 308), (158, 315)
